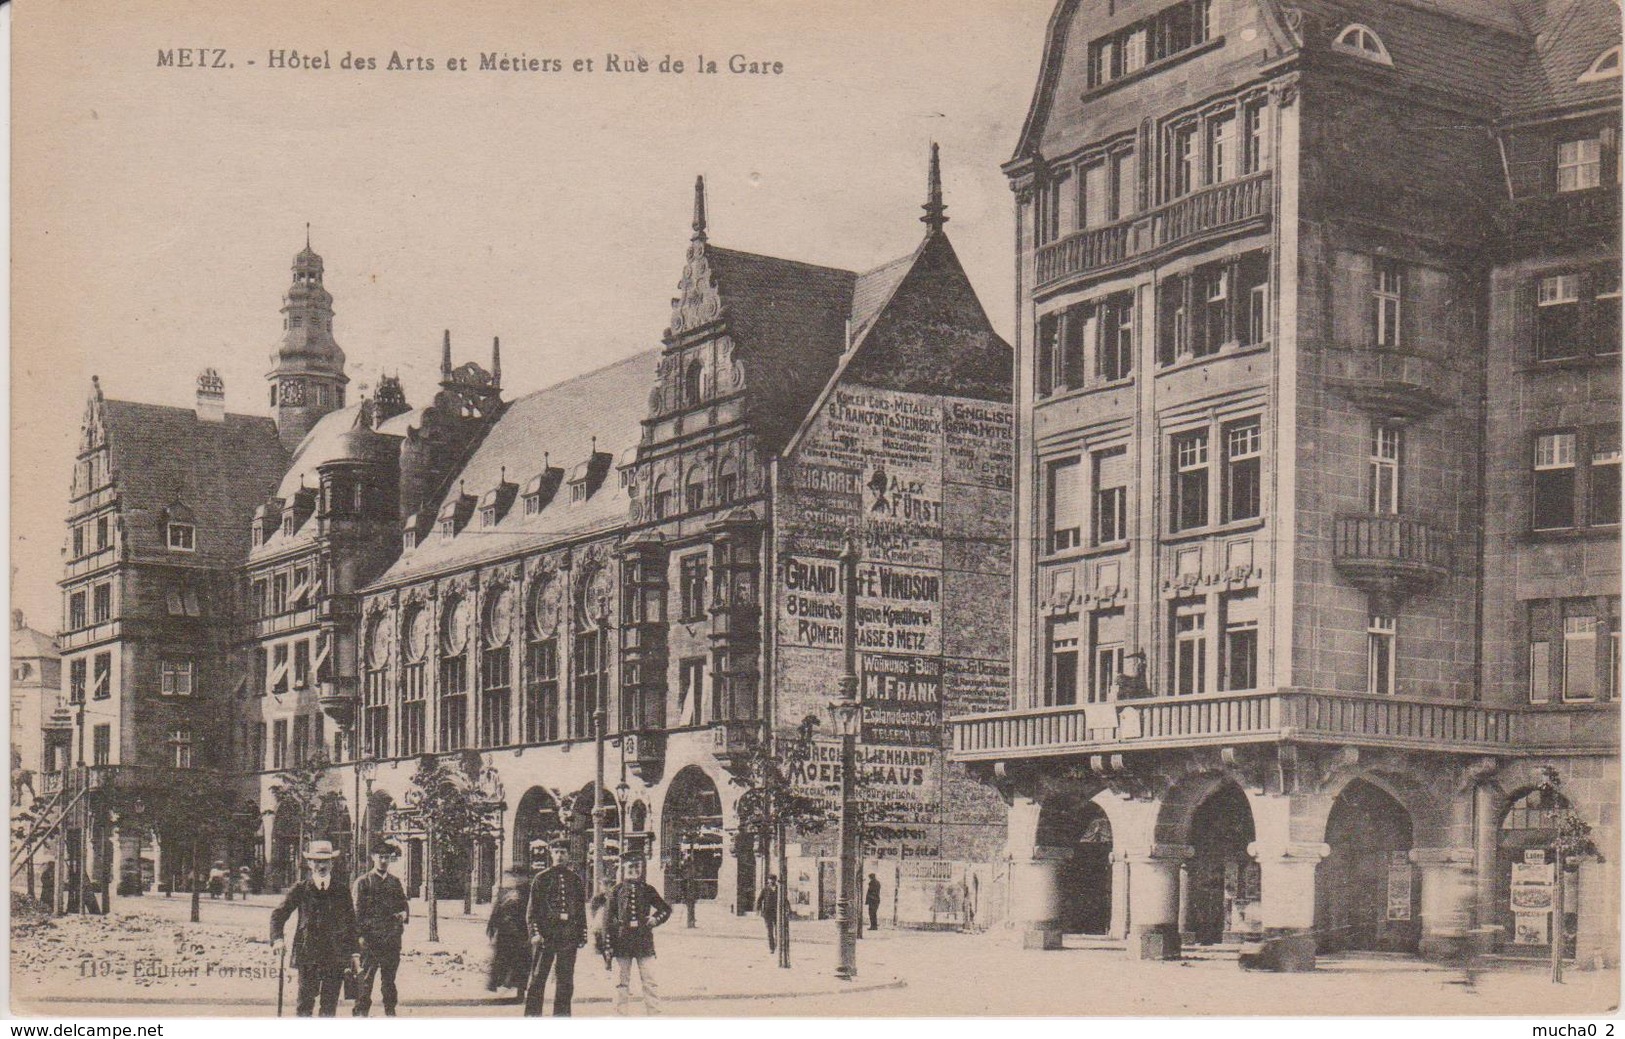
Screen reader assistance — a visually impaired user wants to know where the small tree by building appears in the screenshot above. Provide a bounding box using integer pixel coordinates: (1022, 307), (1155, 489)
(1535, 766), (1599, 984)
(406, 754), (487, 942)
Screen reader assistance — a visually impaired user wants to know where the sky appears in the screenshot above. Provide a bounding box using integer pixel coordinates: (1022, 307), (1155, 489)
(11, 0), (1051, 632)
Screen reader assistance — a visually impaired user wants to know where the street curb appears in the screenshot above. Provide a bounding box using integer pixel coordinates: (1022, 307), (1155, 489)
(23, 977), (909, 1010)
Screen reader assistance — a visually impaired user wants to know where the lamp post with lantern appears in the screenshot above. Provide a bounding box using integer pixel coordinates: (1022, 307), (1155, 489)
(830, 536), (862, 982)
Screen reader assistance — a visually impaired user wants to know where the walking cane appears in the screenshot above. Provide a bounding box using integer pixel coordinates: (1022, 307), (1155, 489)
(276, 946), (287, 1017)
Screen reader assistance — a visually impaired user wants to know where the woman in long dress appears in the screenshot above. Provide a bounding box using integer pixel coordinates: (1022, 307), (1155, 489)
(486, 866), (533, 999)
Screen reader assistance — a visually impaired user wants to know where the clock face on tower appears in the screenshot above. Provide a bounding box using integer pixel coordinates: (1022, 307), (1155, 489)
(281, 379), (306, 405)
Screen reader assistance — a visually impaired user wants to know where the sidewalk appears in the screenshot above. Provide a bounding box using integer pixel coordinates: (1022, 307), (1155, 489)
(12, 894), (905, 1015)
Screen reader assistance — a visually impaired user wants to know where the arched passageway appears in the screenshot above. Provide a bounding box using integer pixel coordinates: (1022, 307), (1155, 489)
(1035, 791), (1112, 934)
(662, 766), (723, 902)
(1315, 779), (1416, 953)
(511, 786), (561, 868)
(1186, 782), (1258, 945)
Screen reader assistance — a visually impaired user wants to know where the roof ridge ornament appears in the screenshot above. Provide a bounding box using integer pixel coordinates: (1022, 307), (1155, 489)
(692, 175), (708, 241)
(922, 142), (948, 235)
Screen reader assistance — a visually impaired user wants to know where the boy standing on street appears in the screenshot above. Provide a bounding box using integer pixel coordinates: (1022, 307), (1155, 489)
(605, 855), (671, 1015)
(352, 839), (409, 1017)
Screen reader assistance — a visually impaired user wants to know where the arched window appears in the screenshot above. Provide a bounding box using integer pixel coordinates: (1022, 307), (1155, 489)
(685, 466), (706, 513)
(1580, 46), (1621, 83)
(1333, 24), (1392, 65)
(1502, 788), (1568, 831)
(683, 359), (704, 407)
(651, 475), (673, 521)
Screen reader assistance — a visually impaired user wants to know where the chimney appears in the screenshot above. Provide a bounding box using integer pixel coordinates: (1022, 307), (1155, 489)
(196, 368), (226, 422)
(12, 609), (24, 632)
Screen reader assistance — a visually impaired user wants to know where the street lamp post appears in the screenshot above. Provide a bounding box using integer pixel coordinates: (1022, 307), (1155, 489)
(592, 608), (610, 894)
(829, 536), (862, 981)
(354, 755), (377, 869)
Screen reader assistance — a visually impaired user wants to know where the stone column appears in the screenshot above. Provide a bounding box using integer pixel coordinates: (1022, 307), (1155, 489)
(1249, 841), (1326, 971)
(1123, 845), (1188, 960)
(1004, 796), (1064, 948)
(1109, 853), (1130, 940)
(1410, 847), (1475, 961)
(1472, 783), (1499, 933)
(1177, 861), (1193, 945)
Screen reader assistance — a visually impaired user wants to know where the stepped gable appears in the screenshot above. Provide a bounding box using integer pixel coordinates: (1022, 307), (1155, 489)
(372, 347), (659, 584)
(99, 397), (288, 566)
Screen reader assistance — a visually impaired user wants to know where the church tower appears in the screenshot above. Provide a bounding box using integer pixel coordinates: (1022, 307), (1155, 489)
(268, 231), (349, 450)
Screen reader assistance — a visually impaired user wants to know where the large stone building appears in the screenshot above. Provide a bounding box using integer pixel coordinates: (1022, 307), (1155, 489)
(949, 0), (1620, 968)
(53, 155), (1016, 920)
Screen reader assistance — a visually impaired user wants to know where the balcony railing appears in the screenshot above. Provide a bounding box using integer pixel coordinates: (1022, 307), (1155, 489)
(1333, 513), (1452, 597)
(949, 689), (1522, 761)
(1034, 171), (1272, 289)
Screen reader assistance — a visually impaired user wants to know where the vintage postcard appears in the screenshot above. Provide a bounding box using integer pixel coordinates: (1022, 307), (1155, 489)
(9, 0), (1621, 1022)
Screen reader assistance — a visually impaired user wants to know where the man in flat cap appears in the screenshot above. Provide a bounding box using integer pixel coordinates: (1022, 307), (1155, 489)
(352, 838), (409, 1017)
(270, 840), (360, 1018)
(605, 853), (671, 1015)
(524, 839), (587, 1016)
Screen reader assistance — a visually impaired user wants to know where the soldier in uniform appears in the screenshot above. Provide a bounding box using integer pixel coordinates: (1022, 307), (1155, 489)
(351, 839), (409, 1017)
(605, 854), (671, 1015)
(523, 840), (586, 1017)
(270, 840), (360, 1018)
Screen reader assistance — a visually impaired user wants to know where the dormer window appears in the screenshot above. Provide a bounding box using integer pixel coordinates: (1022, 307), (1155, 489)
(167, 522), (195, 551)
(1333, 24), (1391, 65)
(1580, 47), (1621, 83)
(571, 482), (588, 504)
(482, 506), (498, 527)
(283, 513), (296, 537)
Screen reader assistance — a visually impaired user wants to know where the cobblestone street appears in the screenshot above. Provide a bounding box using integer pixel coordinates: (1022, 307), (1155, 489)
(11, 895), (1618, 1017)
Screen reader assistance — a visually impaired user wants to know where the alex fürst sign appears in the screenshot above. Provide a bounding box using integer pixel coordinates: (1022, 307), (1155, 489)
(779, 555), (941, 653)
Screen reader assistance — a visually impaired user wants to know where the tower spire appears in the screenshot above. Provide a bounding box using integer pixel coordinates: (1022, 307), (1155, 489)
(922, 142), (948, 235)
(491, 336), (502, 388)
(305, 222), (311, 250)
(692, 175), (708, 241)
(441, 329), (452, 378)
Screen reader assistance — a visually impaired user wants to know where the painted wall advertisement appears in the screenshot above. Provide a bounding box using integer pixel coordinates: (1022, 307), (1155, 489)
(779, 554), (941, 655)
(861, 654), (942, 747)
(789, 739), (941, 857)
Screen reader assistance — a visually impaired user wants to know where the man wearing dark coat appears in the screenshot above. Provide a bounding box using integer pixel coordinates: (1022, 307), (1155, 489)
(524, 841), (587, 1017)
(270, 840), (360, 1018)
(351, 839), (409, 1017)
(605, 855), (671, 1015)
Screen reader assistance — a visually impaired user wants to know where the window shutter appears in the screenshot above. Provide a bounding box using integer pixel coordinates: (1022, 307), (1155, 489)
(1096, 448), (1130, 489)
(1053, 461), (1085, 534)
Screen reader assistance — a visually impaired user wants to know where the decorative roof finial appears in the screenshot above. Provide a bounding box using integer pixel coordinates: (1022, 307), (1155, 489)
(491, 336), (502, 388)
(692, 175), (708, 241)
(441, 329), (453, 377)
(922, 142), (948, 235)
(305, 222), (311, 250)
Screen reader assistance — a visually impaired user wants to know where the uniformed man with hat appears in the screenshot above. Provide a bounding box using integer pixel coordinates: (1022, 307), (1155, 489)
(351, 838), (409, 1016)
(270, 840), (360, 1017)
(523, 838), (587, 1016)
(604, 852), (671, 1015)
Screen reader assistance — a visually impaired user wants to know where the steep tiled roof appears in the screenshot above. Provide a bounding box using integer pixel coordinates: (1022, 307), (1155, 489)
(849, 249), (921, 348)
(101, 399), (288, 566)
(369, 348), (658, 585)
(1505, 0), (1622, 115)
(10, 622), (59, 661)
(706, 247), (859, 453)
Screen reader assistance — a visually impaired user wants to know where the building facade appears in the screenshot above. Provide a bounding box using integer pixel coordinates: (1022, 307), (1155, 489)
(950, 0), (1620, 967)
(55, 155), (1016, 920)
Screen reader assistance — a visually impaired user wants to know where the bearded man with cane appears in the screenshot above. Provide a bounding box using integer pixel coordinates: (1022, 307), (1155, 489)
(271, 840), (360, 1017)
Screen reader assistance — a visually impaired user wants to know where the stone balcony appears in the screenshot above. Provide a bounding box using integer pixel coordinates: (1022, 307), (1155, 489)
(949, 691), (1619, 764)
(1332, 513), (1453, 598)
(1035, 171), (1272, 290)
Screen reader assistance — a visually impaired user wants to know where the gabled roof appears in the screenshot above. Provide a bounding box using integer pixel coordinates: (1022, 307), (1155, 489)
(98, 398), (288, 567)
(11, 622), (59, 661)
(1504, 0), (1623, 115)
(369, 348), (659, 585)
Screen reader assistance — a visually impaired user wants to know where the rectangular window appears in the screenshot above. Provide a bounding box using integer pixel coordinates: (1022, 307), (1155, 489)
(1098, 293), (1134, 381)
(1241, 99), (1268, 175)
(272, 643), (290, 695)
(1530, 636), (1552, 704)
(1088, 0), (1211, 88)
(1533, 432), (1577, 530)
(252, 648), (268, 697)
(159, 658), (194, 697)
(169, 729), (193, 770)
(272, 573), (289, 614)
(679, 657), (709, 725)
(96, 517), (109, 551)
(1223, 420), (1262, 522)
(1222, 592), (1259, 691)
(1171, 430), (1209, 531)
(91, 724), (110, 767)
(1092, 448), (1128, 545)
(293, 640), (311, 688)
(481, 645), (512, 747)
(1047, 458), (1084, 552)
(679, 553), (709, 621)
(92, 652), (112, 700)
(1597, 266), (1621, 355)
(362, 668), (389, 760)
(69, 658), (87, 704)
(525, 637), (560, 743)
(92, 583), (111, 623)
(72, 525), (85, 558)
(1173, 600), (1207, 696)
(1367, 613), (1396, 695)
(1591, 428), (1621, 526)
(1208, 112), (1236, 184)
(69, 591), (87, 630)
(1171, 124), (1198, 197)
(439, 653), (469, 751)
(1048, 616), (1080, 706)
(272, 719), (288, 770)
(1563, 611), (1597, 702)
(571, 631), (606, 739)
(1037, 313), (1061, 397)
(1090, 610), (1124, 704)
(252, 723), (266, 771)
(1370, 425), (1403, 514)
(167, 523), (195, 551)
(1558, 138), (1602, 192)
(718, 472), (739, 505)
(1537, 274), (1582, 360)
(401, 661), (426, 757)
(292, 715), (309, 766)
(1121, 28), (1147, 74)
(1111, 151), (1136, 219)
(1374, 259), (1403, 349)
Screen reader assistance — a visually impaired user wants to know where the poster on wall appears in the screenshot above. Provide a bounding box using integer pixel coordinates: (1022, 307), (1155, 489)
(1510, 861), (1555, 914)
(788, 739), (941, 857)
(1514, 911), (1551, 945)
(1386, 854), (1413, 921)
(861, 654), (943, 747)
(779, 555), (942, 654)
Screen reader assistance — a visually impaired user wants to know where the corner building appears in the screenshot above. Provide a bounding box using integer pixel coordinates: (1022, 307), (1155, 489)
(950, 0), (1620, 967)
